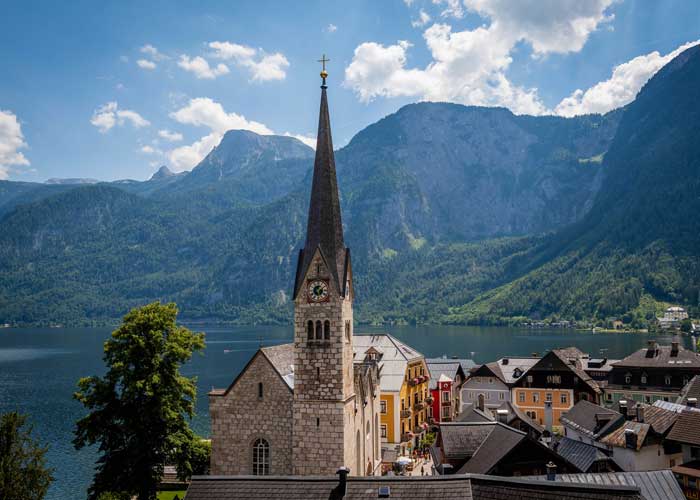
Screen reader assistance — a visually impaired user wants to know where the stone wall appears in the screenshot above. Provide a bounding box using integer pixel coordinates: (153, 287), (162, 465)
(209, 352), (293, 475)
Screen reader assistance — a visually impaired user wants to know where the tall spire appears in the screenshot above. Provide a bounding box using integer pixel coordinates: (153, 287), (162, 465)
(293, 58), (348, 298)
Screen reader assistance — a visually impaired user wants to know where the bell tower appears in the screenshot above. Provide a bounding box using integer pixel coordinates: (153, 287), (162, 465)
(291, 57), (357, 475)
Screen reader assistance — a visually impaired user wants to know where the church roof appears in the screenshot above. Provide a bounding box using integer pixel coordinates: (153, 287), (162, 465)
(293, 81), (348, 299)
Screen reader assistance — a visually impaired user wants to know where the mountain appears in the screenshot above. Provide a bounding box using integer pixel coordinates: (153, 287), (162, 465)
(11, 60), (698, 327)
(448, 44), (700, 325)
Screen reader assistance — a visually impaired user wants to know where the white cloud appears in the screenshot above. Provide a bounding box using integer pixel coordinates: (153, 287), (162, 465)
(90, 102), (150, 133)
(178, 55), (230, 79)
(158, 129), (183, 142)
(0, 110), (30, 179)
(412, 9), (431, 28)
(140, 145), (162, 155)
(283, 132), (316, 149)
(326, 24), (338, 33)
(137, 59), (157, 70)
(140, 44), (167, 61)
(167, 97), (313, 171)
(208, 41), (290, 81)
(345, 0), (615, 115)
(555, 39), (700, 116)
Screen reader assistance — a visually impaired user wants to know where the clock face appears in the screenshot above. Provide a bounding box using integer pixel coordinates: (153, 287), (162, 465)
(308, 280), (329, 302)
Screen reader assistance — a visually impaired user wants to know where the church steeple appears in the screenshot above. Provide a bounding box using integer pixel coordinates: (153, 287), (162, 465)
(293, 59), (349, 299)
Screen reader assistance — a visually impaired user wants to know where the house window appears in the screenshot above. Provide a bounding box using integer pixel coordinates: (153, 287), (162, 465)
(441, 406), (450, 418)
(381, 425), (387, 438)
(546, 393), (553, 402)
(442, 391), (450, 402)
(683, 376), (690, 386)
(533, 393), (540, 403)
(252, 438), (270, 476)
(526, 411), (537, 420)
(401, 399), (405, 411)
(665, 375), (672, 386)
(641, 373), (647, 385)
(499, 392), (505, 400)
(527, 376), (533, 384)
(380, 401), (387, 414)
(345, 321), (351, 342)
(606, 393), (613, 401)
(625, 374), (632, 384)
(519, 392), (525, 403)
(561, 393), (568, 405)
(323, 320), (331, 340)
(258, 382), (264, 399)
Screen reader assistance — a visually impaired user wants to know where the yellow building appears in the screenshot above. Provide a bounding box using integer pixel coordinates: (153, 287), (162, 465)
(354, 334), (429, 455)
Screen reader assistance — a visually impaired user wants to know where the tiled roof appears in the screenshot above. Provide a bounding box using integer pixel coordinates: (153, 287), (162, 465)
(678, 375), (700, 404)
(456, 405), (494, 424)
(560, 400), (623, 439)
(353, 334), (424, 392)
(641, 404), (679, 435)
(494, 357), (539, 385)
(555, 437), (610, 472)
(667, 410), (700, 446)
(185, 474), (643, 500)
(457, 423), (526, 474)
(536, 471), (685, 500)
(261, 343), (295, 389)
(440, 422), (496, 460)
(612, 344), (700, 369)
(552, 349), (601, 394)
(600, 421), (650, 450)
(426, 358), (473, 390)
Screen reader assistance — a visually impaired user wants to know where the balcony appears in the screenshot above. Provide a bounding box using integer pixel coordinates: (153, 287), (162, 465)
(425, 395), (434, 404)
(400, 409), (412, 419)
(401, 432), (413, 443)
(414, 401), (426, 411)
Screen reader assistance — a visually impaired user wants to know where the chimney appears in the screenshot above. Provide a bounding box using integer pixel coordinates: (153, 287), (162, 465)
(619, 400), (629, 420)
(624, 429), (637, 450)
(336, 466), (350, 497)
(496, 409), (509, 424)
(502, 358), (509, 365)
(688, 397), (698, 408)
(646, 340), (657, 358)
(636, 404), (645, 423)
(546, 461), (557, 481)
(594, 413), (612, 432)
(477, 393), (485, 412)
(544, 401), (554, 438)
(532, 352), (539, 358)
(671, 341), (680, 357)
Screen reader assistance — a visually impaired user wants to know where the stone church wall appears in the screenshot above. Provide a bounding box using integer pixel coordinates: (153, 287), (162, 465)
(209, 353), (293, 475)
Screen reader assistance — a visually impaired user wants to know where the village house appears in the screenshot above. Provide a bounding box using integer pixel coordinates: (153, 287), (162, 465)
(658, 306), (689, 329)
(604, 340), (700, 407)
(457, 397), (544, 441)
(511, 348), (601, 429)
(208, 71), (381, 477)
(433, 421), (578, 476)
(461, 356), (538, 414)
(353, 334), (430, 456)
(425, 357), (472, 423)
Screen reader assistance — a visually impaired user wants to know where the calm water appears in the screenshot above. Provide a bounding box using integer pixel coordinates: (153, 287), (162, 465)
(0, 324), (690, 499)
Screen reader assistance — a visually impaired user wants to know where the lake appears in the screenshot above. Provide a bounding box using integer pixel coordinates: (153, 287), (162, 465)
(0, 324), (691, 499)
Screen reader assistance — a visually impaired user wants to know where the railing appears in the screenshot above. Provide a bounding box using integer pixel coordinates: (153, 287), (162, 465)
(425, 395), (434, 404)
(401, 432), (413, 443)
(414, 401), (426, 411)
(400, 409), (412, 419)
(413, 426), (423, 435)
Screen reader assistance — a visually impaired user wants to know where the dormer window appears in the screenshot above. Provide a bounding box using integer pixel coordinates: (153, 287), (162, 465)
(625, 373), (632, 384)
(640, 373), (647, 384)
(665, 375), (672, 386)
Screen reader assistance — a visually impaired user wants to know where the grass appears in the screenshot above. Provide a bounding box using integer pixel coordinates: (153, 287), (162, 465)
(157, 491), (187, 500)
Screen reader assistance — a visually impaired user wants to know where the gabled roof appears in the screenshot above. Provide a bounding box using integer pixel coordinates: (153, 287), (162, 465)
(555, 437), (612, 472)
(185, 474), (643, 500)
(536, 471), (685, 500)
(667, 410), (700, 446)
(426, 358), (471, 390)
(601, 421), (650, 451)
(612, 344), (700, 369)
(457, 401), (544, 435)
(642, 404), (680, 435)
(678, 374), (700, 404)
(440, 422), (496, 460)
(524, 349), (600, 393)
(560, 400), (623, 439)
(293, 83), (348, 299)
(457, 423), (527, 474)
(210, 343), (294, 396)
(353, 334), (424, 392)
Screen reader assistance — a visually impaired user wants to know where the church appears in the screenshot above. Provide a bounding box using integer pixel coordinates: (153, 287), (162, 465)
(209, 65), (382, 477)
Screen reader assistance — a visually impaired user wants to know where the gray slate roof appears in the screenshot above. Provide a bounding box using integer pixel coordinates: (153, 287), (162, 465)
(185, 474), (643, 500)
(560, 400), (623, 439)
(678, 375), (700, 404)
(457, 424), (526, 474)
(536, 471), (685, 500)
(426, 358), (474, 390)
(612, 344), (700, 369)
(261, 343), (295, 389)
(555, 437), (610, 472)
(440, 422), (496, 460)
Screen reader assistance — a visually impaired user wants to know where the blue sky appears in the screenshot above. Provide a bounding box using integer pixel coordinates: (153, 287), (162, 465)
(1, 0), (699, 182)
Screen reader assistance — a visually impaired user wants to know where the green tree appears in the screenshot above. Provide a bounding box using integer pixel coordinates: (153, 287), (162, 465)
(74, 302), (205, 500)
(681, 318), (693, 333)
(0, 412), (54, 500)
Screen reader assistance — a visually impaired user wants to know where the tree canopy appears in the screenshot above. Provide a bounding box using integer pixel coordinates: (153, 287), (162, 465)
(74, 301), (205, 500)
(0, 411), (54, 500)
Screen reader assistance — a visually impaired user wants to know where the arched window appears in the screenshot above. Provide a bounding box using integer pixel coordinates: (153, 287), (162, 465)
(345, 321), (351, 342)
(307, 321), (314, 341)
(315, 320), (323, 340)
(252, 438), (270, 476)
(324, 320), (331, 340)
(640, 373), (647, 385)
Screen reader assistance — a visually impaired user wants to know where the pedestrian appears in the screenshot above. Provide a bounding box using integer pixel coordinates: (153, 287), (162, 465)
(421, 464), (425, 476)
